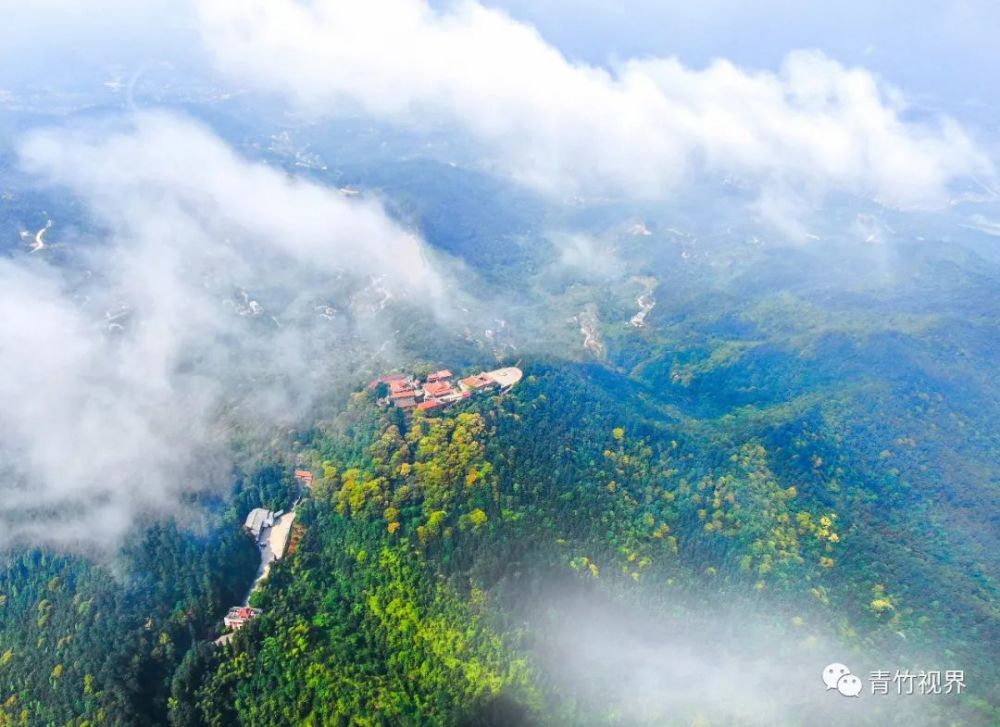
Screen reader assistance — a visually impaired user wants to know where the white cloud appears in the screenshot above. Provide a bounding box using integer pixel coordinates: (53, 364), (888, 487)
(196, 0), (992, 210)
(550, 233), (622, 280)
(0, 112), (446, 550)
(18, 113), (443, 299)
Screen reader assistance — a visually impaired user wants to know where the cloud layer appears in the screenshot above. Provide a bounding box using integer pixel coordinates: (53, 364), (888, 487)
(197, 0), (992, 208)
(0, 112), (444, 550)
(3, 1), (995, 551)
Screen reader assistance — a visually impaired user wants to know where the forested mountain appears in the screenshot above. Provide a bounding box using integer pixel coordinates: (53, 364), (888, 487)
(0, 467), (296, 725)
(182, 358), (998, 725)
(3, 342), (994, 724)
(2, 150), (998, 724)
(1, 11), (999, 720)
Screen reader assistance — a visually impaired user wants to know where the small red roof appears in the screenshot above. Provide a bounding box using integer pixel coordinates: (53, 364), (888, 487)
(427, 369), (453, 382)
(423, 381), (452, 397)
(417, 400), (442, 411)
(369, 373), (408, 389)
(461, 374), (493, 389)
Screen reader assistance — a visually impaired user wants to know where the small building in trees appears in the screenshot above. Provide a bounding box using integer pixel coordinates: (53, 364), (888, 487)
(243, 508), (274, 539)
(224, 606), (262, 630)
(423, 381), (453, 399)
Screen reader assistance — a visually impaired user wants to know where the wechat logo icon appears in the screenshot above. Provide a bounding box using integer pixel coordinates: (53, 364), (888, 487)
(823, 663), (863, 697)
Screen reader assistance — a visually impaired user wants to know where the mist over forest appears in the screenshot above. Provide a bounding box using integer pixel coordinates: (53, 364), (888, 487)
(0, 1), (997, 725)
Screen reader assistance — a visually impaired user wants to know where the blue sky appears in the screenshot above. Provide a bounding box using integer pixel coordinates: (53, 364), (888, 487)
(2, 0), (998, 123)
(485, 0), (1000, 118)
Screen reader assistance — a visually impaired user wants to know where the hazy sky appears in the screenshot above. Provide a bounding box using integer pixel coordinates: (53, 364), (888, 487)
(483, 0), (1000, 116)
(2, 0), (999, 121)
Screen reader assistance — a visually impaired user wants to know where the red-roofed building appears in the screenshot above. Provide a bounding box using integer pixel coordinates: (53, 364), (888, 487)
(369, 373), (408, 390)
(460, 373), (495, 390)
(426, 369), (453, 383)
(423, 381), (452, 398)
(390, 377), (418, 403)
(294, 469), (314, 488)
(224, 606), (262, 630)
(417, 400), (442, 411)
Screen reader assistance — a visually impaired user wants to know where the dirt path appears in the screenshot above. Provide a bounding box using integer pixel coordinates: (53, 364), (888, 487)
(629, 291), (656, 327)
(30, 220), (52, 252)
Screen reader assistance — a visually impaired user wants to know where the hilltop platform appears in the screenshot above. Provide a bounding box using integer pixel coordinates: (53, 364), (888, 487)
(485, 367), (523, 388)
(375, 365), (523, 413)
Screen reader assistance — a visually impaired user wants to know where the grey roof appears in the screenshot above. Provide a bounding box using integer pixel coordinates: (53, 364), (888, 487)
(244, 508), (271, 537)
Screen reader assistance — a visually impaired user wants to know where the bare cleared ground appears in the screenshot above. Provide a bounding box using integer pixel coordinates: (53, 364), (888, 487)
(486, 366), (523, 388)
(243, 511), (296, 605)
